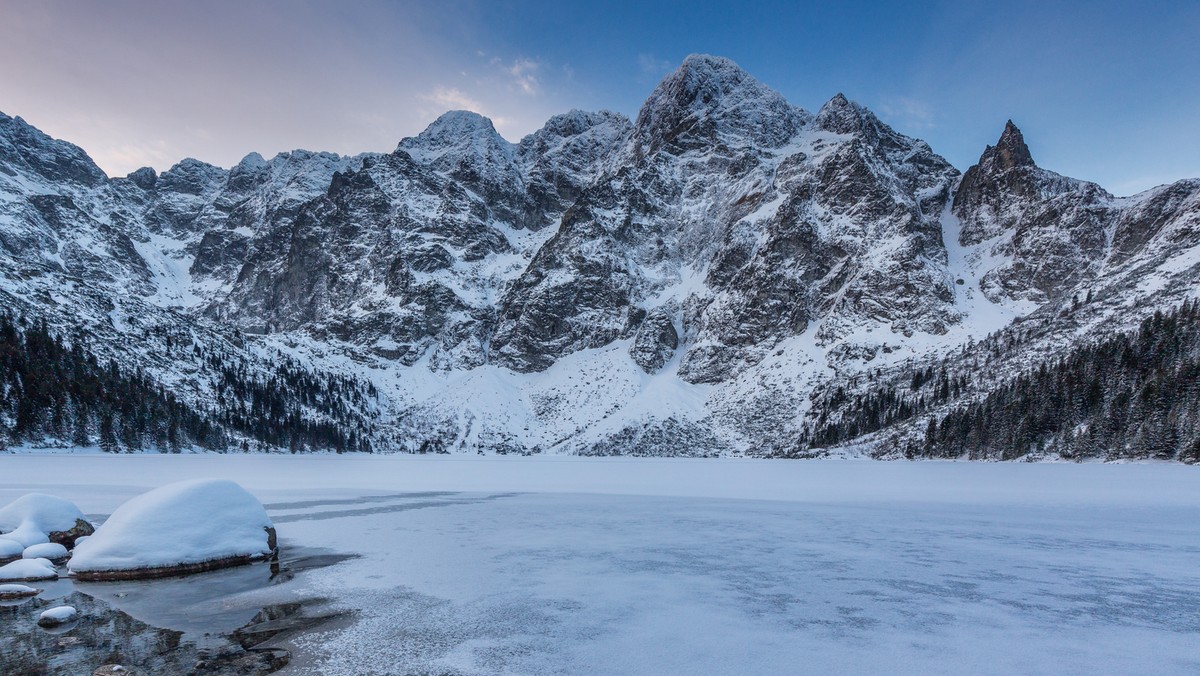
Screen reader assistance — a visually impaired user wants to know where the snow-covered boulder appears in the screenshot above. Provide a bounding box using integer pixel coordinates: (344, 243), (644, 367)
(0, 582), (40, 600)
(0, 493), (94, 547)
(23, 542), (69, 562)
(0, 537), (23, 564)
(69, 479), (277, 581)
(0, 557), (58, 581)
(37, 605), (78, 627)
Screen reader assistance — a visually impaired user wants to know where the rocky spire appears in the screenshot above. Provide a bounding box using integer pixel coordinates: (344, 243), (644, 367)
(989, 120), (1035, 169)
(953, 120), (1046, 246)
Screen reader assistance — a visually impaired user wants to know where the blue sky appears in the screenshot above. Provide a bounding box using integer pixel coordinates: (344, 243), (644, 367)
(2, 0), (1196, 194)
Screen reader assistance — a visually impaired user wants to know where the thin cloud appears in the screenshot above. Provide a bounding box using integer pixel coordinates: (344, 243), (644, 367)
(637, 54), (674, 83)
(879, 97), (937, 130)
(505, 58), (541, 95)
(423, 86), (487, 113)
(418, 86), (513, 134)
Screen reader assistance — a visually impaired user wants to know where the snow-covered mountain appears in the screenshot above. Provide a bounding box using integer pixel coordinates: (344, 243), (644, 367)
(2, 55), (1197, 457)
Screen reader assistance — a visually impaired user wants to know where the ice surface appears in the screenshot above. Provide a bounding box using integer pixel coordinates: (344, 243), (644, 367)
(0, 557), (57, 581)
(3, 455), (1199, 674)
(69, 479), (274, 573)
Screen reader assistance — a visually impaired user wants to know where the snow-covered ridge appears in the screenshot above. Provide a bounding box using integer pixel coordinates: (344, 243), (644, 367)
(1, 54), (1198, 457)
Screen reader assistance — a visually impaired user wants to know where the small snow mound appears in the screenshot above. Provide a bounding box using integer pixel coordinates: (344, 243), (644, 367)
(69, 479), (276, 578)
(0, 538), (23, 560)
(37, 604), (78, 627)
(23, 542), (68, 561)
(0, 493), (90, 547)
(1, 526), (48, 548)
(0, 557), (58, 581)
(0, 493), (87, 532)
(0, 582), (40, 599)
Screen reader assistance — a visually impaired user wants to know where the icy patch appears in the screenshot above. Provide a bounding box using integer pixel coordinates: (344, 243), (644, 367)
(69, 479), (275, 575)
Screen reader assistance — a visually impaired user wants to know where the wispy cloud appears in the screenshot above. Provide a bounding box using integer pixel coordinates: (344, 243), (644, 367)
(637, 54), (674, 83)
(879, 97), (937, 130)
(423, 86), (487, 113)
(504, 58), (541, 95)
(418, 86), (512, 131)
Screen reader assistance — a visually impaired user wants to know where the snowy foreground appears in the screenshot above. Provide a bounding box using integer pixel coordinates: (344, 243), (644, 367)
(4, 455), (1200, 675)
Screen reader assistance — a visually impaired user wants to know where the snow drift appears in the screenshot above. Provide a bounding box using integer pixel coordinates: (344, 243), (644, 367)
(69, 479), (277, 580)
(0, 493), (92, 547)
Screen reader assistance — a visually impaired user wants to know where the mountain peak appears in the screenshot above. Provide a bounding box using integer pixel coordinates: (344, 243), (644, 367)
(815, 92), (877, 135)
(125, 166), (158, 190)
(235, 151), (269, 171)
(676, 53), (746, 79)
(406, 110), (501, 144)
(397, 110), (514, 165)
(634, 54), (806, 152)
(528, 109), (630, 141)
(653, 54), (764, 108)
(990, 119), (1035, 169)
(0, 111), (108, 186)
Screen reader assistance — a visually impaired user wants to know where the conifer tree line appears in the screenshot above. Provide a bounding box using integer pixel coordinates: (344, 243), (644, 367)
(0, 312), (376, 453)
(797, 300), (1200, 461)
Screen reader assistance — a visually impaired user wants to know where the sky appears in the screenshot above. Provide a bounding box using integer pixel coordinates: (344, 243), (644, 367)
(1, 0), (1197, 195)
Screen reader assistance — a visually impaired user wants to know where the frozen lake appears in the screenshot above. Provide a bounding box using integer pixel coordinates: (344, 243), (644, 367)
(3, 455), (1200, 674)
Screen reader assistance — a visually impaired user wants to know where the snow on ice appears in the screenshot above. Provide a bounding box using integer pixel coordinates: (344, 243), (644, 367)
(0, 582), (40, 599)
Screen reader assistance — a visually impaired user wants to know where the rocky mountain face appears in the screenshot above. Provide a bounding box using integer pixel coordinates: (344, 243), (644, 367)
(1, 55), (1198, 458)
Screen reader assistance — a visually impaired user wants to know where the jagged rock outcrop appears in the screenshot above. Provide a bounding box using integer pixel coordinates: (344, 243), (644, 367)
(518, 110), (632, 228)
(0, 113), (107, 187)
(630, 308), (679, 373)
